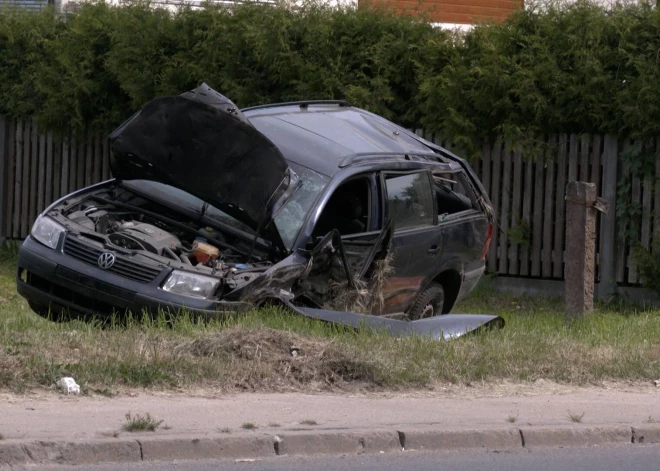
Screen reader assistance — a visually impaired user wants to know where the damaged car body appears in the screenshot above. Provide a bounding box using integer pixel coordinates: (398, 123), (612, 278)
(16, 84), (504, 339)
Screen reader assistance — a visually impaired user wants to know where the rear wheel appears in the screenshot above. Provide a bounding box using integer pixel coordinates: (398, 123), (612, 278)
(407, 282), (445, 320)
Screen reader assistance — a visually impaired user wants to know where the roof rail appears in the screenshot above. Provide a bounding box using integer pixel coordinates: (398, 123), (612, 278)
(241, 100), (353, 112)
(338, 151), (445, 168)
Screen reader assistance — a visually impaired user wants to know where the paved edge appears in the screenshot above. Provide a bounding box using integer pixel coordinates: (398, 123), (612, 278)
(1, 424), (656, 467)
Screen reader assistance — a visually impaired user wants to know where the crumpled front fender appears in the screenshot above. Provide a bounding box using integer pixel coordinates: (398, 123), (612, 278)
(285, 302), (504, 340)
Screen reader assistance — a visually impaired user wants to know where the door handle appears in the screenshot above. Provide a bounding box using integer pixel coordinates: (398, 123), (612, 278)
(427, 245), (440, 255)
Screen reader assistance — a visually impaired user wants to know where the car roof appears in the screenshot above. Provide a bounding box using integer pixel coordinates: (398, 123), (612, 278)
(242, 102), (447, 177)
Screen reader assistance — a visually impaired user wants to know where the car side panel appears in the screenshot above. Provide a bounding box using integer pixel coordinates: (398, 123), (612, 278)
(427, 212), (489, 306)
(383, 226), (443, 314)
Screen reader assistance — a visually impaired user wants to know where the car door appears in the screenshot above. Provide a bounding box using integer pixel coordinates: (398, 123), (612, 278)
(380, 170), (442, 314)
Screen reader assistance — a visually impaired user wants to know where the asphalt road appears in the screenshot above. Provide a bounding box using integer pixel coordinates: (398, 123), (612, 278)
(17, 444), (660, 471)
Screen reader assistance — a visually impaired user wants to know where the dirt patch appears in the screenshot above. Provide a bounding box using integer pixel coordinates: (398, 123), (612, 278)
(174, 328), (380, 390)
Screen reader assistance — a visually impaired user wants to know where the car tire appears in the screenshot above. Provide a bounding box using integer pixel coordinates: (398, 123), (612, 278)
(407, 282), (445, 320)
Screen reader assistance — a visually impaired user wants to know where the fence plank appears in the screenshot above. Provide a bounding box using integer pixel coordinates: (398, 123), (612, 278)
(641, 139), (652, 252)
(498, 145), (511, 274)
(616, 140), (630, 283)
(568, 134), (578, 183)
(531, 149), (545, 277)
(77, 137), (85, 189)
(45, 133), (53, 205)
(102, 137), (110, 180)
(481, 141), (491, 199)
(488, 141), (502, 273)
(641, 154), (652, 275)
(6, 120), (15, 238)
(591, 134), (603, 280)
(53, 137), (62, 201)
(85, 130), (93, 187)
(553, 134), (568, 278)
(61, 137), (70, 198)
(68, 137), (77, 193)
(37, 132), (46, 215)
(655, 138), (660, 256)
(0, 117), (6, 241)
(509, 149), (523, 275)
(628, 140), (643, 284)
(520, 156), (534, 276)
(28, 123), (38, 228)
(94, 134), (102, 183)
(12, 121), (23, 238)
(580, 134), (590, 182)
(590, 134), (602, 190)
(20, 121), (31, 237)
(598, 135), (619, 296)
(542, 136), (556, 278)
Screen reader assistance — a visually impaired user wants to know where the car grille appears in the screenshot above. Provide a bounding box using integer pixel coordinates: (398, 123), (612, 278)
(63, 236), (162, 284)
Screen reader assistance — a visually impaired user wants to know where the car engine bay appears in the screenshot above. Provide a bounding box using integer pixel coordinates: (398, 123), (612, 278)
(50, 184), (275, 294)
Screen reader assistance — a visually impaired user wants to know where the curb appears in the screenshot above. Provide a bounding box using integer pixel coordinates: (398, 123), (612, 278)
(2, 424), (659, 467)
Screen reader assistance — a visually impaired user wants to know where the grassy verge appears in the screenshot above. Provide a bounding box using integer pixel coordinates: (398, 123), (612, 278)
(1, 244), (660, 394)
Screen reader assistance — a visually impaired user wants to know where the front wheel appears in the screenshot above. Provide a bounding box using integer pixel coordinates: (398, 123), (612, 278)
(407, 283), (445, 320)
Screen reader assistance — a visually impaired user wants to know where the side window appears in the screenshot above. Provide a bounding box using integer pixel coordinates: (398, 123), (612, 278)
(432, 172), (476, 216)
(313, 176), (372, 238)
(385, 172), (434, 230)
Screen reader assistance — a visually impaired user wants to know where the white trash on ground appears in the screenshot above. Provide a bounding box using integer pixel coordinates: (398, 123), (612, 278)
(56, 377), (81, 395)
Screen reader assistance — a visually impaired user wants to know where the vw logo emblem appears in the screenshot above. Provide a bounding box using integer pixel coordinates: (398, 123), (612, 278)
(97, 252), (116, 270)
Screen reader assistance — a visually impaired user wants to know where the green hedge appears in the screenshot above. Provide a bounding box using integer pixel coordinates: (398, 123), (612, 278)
(420, 1), (660, 152)
(0, 1), (447, 135)
(0, 1), (659, 152)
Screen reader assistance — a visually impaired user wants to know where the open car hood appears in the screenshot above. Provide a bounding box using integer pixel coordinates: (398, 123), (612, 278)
(109, 83), (297, 246)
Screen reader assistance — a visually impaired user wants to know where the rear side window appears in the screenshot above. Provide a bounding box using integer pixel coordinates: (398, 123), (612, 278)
(432, 172), (476, 216)
(385, 172), (434, 230)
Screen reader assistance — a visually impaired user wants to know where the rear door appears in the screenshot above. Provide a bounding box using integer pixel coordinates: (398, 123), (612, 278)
(380, 171), (442, 314)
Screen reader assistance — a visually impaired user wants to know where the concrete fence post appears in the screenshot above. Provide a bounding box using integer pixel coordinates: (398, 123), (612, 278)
(565, 181), (598, 321)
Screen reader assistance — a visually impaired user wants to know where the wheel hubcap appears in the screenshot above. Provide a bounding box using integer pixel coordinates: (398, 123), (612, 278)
(421, 303), (435, 318)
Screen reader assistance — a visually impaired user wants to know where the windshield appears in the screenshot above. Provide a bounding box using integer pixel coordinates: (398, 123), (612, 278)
(121, 161), (329, 249)
(273, 162), (330, 248)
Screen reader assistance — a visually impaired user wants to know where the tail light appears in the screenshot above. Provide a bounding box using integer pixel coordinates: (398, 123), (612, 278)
(481, 224), (493, 261)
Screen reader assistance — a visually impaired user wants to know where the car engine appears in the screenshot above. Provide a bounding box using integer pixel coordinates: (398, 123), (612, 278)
(59, 196), (271, 293)
(108, 221), (182, 256)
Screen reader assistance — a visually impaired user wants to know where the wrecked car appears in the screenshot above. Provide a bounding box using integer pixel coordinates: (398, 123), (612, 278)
(16, 84), (503, 339)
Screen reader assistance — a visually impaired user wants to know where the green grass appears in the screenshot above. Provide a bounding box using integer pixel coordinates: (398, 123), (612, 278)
(2, 243), (660, 393)
(568, 411), (585, 423)
(241, 422), (258, 430)
(300, 419), (318, 426)
(122, 412), (164, 432)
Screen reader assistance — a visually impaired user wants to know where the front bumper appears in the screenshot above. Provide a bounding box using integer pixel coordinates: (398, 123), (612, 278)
(17, 236), (252, 319)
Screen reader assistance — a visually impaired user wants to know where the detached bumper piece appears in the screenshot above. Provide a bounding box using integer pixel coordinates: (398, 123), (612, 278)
(286, 302), (504, 340)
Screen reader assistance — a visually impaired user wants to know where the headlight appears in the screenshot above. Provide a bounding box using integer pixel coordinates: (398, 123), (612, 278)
(161, 270), (221, 299)
(31, 216), (66, 250)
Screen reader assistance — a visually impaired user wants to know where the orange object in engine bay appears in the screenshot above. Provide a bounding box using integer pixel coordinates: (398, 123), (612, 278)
(192, 240), (219, 264)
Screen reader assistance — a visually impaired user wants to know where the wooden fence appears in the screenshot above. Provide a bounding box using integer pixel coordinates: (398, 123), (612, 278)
(0, 116), (658, 288)
(0, 117), (111, 240)
(416, 130), (658, 288)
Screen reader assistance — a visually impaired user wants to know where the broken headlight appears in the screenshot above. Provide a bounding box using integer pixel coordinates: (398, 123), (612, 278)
(161, 270), (220, 299)
(31, 215), (66, 250)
